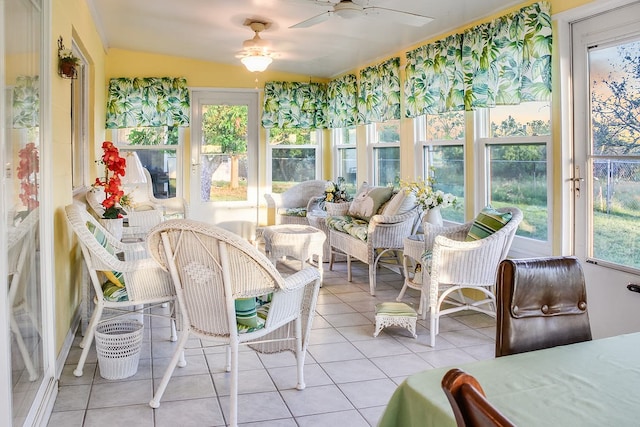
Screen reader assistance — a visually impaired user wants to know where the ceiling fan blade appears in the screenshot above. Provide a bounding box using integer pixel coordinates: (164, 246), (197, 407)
(290, 11), (334, 28)
(364, 7), (433, 27)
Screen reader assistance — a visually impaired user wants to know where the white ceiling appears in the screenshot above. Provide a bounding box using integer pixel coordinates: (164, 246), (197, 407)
(88, 0), (521, 78)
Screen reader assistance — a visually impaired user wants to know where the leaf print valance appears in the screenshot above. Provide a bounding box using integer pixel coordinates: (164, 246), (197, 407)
(106, 77), (190, 128)
(262, 81), (328, 129)
(358, 57), (401, 124)
(13, 76), (40, 129)
(327, 74), (358, 128)
(405, 1), (552, 117)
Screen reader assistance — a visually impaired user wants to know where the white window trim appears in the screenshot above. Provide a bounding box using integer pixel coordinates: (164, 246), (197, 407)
(332, 127), (356, 182)
(265, 128), (322, 193)
(367, 121), (401, 186)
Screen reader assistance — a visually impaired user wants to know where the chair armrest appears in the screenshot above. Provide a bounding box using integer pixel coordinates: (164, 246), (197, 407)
(264, 193), (281, 210)
(368, 209), (419, 248)
(423, 221), (472, 251)
(281, 267), (321, 292)
(307, 195), (325, 213)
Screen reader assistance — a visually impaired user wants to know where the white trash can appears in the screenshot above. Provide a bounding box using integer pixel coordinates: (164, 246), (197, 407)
(95, 319), (144, 380)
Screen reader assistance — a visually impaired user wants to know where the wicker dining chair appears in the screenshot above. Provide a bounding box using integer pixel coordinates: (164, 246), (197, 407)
(64, 203), (176, 377)
(145, 219), (322, 427)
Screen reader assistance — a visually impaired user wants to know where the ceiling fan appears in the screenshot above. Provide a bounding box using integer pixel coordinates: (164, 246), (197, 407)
(290, 0), (433, 29)
(236, 20), (275, 72)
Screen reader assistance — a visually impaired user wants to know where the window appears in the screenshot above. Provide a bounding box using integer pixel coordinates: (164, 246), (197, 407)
(267, 127), (321, 193)
(416, 111), (466, 223)
(369, 119), (400, 187)
(333, 126), (357, 196)
(477, 101), (551, 249)
(112, 126), (182, 199)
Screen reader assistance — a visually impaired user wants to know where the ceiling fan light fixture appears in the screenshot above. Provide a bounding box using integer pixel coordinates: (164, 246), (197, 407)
(334, 2), (363, 19)
(241, 54), (273, 72)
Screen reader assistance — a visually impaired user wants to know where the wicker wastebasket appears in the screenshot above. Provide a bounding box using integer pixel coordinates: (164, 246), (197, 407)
(95, 319), (144, 380)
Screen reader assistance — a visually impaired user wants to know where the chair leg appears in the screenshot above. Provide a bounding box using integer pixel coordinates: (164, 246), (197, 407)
(74, 304), (104, 377)
(430, 309), (437, 347)
(346, 255), (352, 282)
(149, 328), (190, 408)
(229, 342), (239, 427)
(369, 263), (376, 296)
(10, 314), (38, 381)
(294, 317), (306, 390)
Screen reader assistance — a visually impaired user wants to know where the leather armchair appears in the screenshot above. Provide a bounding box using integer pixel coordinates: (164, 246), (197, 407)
(495, 256), (592, 357)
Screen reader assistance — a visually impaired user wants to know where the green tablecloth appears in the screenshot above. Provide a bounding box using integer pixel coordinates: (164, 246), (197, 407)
(379, 332), (640, 427)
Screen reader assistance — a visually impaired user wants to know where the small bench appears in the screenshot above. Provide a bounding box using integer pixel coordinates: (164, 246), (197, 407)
(374, 302), (418, 339)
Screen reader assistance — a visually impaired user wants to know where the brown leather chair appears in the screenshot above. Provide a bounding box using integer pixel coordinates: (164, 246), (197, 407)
(495, 256), (592, 357)
(442, 368), (515, 427)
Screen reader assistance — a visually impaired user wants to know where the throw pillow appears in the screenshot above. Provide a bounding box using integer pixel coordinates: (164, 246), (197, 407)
(465, 206), (513, 241)
(381, 190), (417, 216)
(348, 185), (394, 221)
(87, 221), (125, 288)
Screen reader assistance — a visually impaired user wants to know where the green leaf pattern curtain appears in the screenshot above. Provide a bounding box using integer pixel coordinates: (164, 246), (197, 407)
(405, 1), (551, 116)
(358, 57), (401, 124)
(261, 81), (328, 129)
(12, 76), (39, 129)
(106, 77), (190, 128)
(405, 34), (464, 117)
(327, 74), (358, 128)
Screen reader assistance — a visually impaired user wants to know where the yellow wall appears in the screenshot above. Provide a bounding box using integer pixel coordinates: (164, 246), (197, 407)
(52, 0), (594, 355)
(52, 0), (107, 353)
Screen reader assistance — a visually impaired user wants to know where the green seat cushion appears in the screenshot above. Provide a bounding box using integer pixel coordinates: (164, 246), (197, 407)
(102, 281), (129, 302)
(465, 206), (513, 241)
(375, 302), (417, 317)
(278, 207), (307, 217)
(343, 221), (368, 242)
(326, 215), (356, 232)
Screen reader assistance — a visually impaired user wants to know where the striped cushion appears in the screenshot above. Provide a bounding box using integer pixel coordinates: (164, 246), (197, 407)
(86, 221), (125, 288)
(375, 302), (417, 317)
(102, 281), (129, 302)
(465, 206), (512, 241)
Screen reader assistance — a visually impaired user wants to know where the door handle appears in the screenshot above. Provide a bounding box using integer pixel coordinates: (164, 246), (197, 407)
(572, 166), (585, 198)
(627, 283), (640, 293)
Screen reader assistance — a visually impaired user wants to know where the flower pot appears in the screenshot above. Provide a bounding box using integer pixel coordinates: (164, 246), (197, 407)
(59, 60), (77, 79)
(325, 201), (350, 216)
(424, 206), (443, 226)
(100, 217), (124, 241)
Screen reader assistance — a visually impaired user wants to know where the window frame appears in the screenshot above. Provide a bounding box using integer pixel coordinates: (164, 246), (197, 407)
(367, 120), (401, 187)
(266, 127), (322, 193)
(332, 126), (357, 191)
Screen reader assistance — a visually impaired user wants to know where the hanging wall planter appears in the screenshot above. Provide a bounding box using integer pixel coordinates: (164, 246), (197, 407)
(57, 36), (79, 79)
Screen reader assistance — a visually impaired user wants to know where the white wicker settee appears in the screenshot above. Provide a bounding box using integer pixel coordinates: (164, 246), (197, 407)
(264, 180), (328, 225)
(327, 185), (420, 295)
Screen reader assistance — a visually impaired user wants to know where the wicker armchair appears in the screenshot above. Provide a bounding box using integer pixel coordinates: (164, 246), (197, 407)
(146, 219), (321, 427)
(425, 207), (523, 347)
(329, 207), (420, 296)
(264, 180), (327, 225)
(64, 203), (176, 377)
(8, 208), (39, 381)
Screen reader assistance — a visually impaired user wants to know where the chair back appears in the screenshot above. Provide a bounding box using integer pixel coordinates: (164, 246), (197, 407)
(495, 256), (592, 357)
(147, 219), (286, 338)
(442, 368), (516, 427)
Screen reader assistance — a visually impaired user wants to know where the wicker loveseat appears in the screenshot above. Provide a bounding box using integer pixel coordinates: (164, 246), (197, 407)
(264, 180), (328, 225)
(327, 184), (420, 295)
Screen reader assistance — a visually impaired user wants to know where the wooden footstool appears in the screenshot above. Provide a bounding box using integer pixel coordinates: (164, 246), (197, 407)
(373, 302), (418, 338)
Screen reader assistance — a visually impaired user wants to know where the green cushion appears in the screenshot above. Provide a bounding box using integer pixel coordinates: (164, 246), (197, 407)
(102, 281), (129, 302)
(278, 207), (307, 217)
(348, 185), (394, 221)
(235, 298), (265, 334)
(375, 302), (417, 317)
(465, 206), (512, 241)
(343, 222), (368, 242)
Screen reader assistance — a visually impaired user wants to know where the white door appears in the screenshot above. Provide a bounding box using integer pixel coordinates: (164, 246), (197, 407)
(190, 90), (259, 225)
(572, 3), (640, 338)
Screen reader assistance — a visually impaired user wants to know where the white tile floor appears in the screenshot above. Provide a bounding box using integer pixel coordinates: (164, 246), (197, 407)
(48, 260), (496, 427)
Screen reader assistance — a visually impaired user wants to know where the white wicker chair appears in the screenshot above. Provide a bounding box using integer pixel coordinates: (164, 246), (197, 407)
(329, 207), (420, 296)
(64, 203), (176, 377)
(264, 180), (327, 225)
(8, 208), (40, 381)
(141, 168), (189, 220)
(425, 207), (523, 347)
(145, 219), (321, 427)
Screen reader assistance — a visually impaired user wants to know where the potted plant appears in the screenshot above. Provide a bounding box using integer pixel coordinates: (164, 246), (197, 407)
(323, 177), (352, 216)
(58, 47), (80, 78)
(92, 141), (129, 238)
